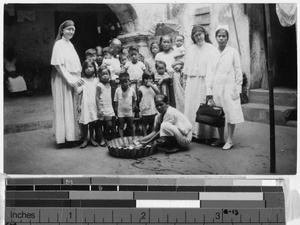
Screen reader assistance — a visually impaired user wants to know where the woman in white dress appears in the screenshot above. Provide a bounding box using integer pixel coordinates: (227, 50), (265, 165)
(183, 25), (219, 143)
(206, 25), (244, 150)
(50, 20), (84, 148)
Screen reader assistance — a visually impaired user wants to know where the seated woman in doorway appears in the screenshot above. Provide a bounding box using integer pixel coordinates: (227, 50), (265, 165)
(4, 47), (28, 97)
(137, 94), (192, 154)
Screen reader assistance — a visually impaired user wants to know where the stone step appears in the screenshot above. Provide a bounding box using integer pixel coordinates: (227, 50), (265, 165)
(242, 103), (296, 126)
(249, 88), (297, 107)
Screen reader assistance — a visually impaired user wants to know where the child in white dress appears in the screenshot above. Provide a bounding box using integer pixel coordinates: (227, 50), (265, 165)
(96, 67), (116, 146)
(77, 59), (99, 148)
(138, 72), (160, 136)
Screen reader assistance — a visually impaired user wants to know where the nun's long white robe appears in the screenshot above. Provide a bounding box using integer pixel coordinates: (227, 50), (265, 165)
(50, 37), (82, 144)
(183, 42), (219, 139)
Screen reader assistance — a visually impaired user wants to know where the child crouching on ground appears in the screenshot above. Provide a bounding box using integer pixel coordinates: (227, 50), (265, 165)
(138, 72), (160, 136)
(114, 72), (137, 137)
(96, 67), (116, 146)
(77, 58), (99, 148)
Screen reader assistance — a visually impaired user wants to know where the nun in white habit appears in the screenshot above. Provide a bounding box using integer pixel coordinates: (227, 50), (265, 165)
(50, 20), (84, 147)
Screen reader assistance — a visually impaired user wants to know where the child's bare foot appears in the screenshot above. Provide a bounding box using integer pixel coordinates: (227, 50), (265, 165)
(80, 140), (88, 149)
(99, 140), (106, 147)
(90, 139), (98, 147)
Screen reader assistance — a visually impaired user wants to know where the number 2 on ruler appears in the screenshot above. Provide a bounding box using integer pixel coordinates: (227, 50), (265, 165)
(140, 212), (146, 220)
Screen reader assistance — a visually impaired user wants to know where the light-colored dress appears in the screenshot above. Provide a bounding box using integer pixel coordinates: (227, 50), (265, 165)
(50, 37), (82, 144)
(138, 85), (157, 116)
(96, 82), (115, 119)
(77, 77), (99, 125)
(183, 42), (218, 139)
(206, 46), (244, 124)
(155, 50), (176, 72)
(7, 76), (27, 93)
(114, 87), (137, 117)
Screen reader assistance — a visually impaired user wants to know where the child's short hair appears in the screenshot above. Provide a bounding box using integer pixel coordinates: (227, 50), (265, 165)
(100, 65), (111, 75)
(119, 72), (130, 80)
(154, 94), (168, 104)
(102, 46), (114, 55)
(155, 60), (166, 69)
(95, 46), (103, 54)
(85, 48), (97, 57)
(81, 58), (97, 77)
(119, 53), (127, 60)
(142, 71), (155, 84)
(175, 34), (185, 40)
(129, 45), (139, 53)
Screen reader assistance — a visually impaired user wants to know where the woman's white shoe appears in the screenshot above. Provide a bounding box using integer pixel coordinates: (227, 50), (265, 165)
(222, 141), (234, 150)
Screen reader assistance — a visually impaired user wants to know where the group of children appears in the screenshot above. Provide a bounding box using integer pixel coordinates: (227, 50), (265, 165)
(77, 34), (186, 148)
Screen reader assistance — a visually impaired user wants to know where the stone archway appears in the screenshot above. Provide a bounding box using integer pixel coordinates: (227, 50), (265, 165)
(107, 4), (152, 59)
(107, 4), (138, 34)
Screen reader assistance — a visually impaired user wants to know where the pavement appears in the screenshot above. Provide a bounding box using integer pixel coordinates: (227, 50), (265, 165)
(4, 121), (297, 175)
(3, 94), (298, 175)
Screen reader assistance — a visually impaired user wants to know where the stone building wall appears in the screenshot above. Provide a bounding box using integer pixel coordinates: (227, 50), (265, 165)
(4, 3), (273, 91)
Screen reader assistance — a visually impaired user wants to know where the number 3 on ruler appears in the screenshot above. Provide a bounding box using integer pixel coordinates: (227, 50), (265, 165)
(215, 212), (221, 220)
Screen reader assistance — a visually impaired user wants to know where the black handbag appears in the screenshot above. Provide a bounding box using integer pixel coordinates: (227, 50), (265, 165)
(196, 100), (225, 127)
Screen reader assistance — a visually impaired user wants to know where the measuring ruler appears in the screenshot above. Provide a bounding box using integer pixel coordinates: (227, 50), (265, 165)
(5, 178), (286, 224)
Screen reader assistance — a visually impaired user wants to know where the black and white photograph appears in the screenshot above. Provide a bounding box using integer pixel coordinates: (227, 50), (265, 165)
(2, 2), (298, 175)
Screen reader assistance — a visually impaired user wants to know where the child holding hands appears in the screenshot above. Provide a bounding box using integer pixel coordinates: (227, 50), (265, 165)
(77, 58), (99, 148)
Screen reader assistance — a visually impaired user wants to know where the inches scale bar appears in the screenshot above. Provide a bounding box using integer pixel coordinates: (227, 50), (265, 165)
(5, 178), (286, 225)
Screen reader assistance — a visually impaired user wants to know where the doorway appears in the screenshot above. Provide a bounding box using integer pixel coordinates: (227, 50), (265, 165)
(55, 4), (122, 62)
(269, 4), (297, 89)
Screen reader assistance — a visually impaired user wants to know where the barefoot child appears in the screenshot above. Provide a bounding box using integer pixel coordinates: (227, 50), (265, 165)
(96, 67), (116, 146)
(138, 72), (160, 136)
(114, 72), (137, 137)
(77, 58), (99, 148)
